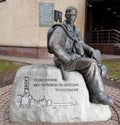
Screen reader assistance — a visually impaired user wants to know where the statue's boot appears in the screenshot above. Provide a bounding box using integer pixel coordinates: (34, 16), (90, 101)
(90, 92), (113, 105)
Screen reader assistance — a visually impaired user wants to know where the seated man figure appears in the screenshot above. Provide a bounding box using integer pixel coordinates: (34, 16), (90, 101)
(48, 6), (113, 105)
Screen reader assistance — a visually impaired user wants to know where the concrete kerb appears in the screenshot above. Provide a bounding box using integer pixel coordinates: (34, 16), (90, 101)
(0, 54), (119, 65)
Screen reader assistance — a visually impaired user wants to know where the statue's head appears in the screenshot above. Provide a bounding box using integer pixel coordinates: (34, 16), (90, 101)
(65, 6), (77, 24)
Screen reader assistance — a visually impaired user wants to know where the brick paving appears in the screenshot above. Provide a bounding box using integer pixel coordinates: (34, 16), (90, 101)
(0, 82), (119, 125)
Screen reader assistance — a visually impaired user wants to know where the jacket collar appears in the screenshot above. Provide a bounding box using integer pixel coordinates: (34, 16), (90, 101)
(63, 20), (76, 32)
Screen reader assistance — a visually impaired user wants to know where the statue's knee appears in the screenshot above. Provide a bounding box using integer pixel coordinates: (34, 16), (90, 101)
(88, 58), (97, 64)
(95, 49), (101, 55)
(89, 59), (97, 66)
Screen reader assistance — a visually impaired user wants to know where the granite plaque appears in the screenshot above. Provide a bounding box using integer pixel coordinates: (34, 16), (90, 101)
(39, 3), (54, 26)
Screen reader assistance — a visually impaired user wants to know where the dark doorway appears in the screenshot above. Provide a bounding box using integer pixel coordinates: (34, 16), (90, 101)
(86, 0), (120, 42)
(85, 0), (120, 55)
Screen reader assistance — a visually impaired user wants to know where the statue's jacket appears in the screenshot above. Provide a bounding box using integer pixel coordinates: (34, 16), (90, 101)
(49, 20), (107, 95)
(49, 21), (94, 71)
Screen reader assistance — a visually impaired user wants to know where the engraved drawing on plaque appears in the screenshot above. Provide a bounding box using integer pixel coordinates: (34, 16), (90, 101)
(16, 76), (77, 108)
(39, 3), (54, 26)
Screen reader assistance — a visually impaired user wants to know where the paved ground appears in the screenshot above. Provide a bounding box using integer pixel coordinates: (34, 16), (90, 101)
(0, 55), (120, 125)
(0, 55), (54, 65)
(0, 54), (119, 64)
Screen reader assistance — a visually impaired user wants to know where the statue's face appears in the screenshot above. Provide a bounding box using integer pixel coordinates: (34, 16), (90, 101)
(65, 9), (77, 24)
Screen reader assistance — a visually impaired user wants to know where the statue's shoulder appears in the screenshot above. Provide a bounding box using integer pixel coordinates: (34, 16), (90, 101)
(47, 24), (67, 40)
(47, 24), (67, 54)
(51, 24), (67, 33)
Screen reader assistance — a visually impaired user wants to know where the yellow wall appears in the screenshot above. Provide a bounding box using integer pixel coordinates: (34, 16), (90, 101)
(0, 0), (86, 47)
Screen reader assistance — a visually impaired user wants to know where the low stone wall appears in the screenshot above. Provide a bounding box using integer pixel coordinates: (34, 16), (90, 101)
(88, 44), (120, 55)
(0, 46), (52, 59)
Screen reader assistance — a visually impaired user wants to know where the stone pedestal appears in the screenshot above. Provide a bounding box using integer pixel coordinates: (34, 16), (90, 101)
(9, 65), (112, 123)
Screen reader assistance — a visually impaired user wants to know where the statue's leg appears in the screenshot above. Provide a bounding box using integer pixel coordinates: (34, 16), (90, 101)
(94, 50), (108, 78)
(75, 58), (104, 94)
(72, 57), (113, 105)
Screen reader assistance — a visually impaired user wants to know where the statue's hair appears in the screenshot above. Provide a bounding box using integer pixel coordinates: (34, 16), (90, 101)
(65, 6), (77, 13)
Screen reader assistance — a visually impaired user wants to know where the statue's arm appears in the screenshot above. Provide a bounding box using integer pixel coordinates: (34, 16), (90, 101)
(75, 29), (94, 55)
(49, 27), (71, 63)
(82, 42), (101, 63)
(81, 42), (94, 55)
(75, 30), (101, 63)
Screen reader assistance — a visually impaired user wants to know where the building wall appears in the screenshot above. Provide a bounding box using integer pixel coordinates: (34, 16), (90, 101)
(0, 0), (86, 58)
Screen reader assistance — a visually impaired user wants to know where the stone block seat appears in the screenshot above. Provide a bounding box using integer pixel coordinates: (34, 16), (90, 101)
(9, 64), (111, 123)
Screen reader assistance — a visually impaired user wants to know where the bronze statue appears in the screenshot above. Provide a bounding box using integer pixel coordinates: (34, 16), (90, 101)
(47, 6), (113, 105)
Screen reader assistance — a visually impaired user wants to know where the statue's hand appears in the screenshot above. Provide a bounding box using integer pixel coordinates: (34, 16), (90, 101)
(70, 54), (81, 61)
(64, 54), (80, 65)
